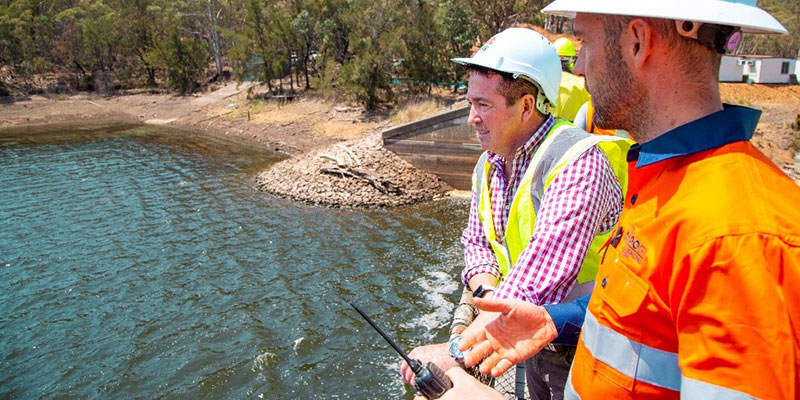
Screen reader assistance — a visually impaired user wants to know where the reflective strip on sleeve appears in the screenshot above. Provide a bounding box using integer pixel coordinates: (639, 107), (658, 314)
(681, 377), (757, 399)
(582, 310), (682, 391)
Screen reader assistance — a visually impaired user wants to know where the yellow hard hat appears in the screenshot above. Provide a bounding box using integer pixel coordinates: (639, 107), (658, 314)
(553, 37), (576, 58)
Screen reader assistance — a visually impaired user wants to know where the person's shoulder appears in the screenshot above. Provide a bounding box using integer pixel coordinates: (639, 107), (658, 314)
(665, 143), (800, 243)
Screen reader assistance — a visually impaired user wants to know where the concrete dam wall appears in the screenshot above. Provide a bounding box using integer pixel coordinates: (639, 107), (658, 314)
(382, 106), (483, 190)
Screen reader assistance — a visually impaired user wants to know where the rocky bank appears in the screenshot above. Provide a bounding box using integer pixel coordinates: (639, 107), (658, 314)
(256, 133), (454, 207)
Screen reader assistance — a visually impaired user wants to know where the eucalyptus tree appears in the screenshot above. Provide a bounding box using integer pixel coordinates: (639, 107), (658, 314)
(0, 0), (67, 75)
(735, 0), (800, 59)
(336, 0), (404, 109)
(438, 0), (480, 92)
(394, 0), (445, 95)
(56, 1), (124, 93)
(144, 0), (209, 93)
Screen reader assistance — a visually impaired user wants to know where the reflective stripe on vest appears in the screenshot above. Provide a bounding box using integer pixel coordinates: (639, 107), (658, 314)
(473, 121), (632, 282)
(581, 310), (681, 392)
(681, 377), (757, 399)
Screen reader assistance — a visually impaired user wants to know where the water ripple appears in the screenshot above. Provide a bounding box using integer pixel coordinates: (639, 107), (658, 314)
(0, 124), (470, 399)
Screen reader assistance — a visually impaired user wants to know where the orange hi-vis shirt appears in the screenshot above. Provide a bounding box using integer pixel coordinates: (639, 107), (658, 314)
(562, 106), (800, 399)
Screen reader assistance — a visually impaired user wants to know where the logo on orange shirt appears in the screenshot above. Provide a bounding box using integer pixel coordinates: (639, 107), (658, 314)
(621, 227), (647, 264)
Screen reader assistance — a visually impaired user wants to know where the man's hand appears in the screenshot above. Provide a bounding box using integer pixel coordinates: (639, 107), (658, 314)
(458, 297), (558, 377)
(400, 343), (458, 384)
(413, 367), (505, 400)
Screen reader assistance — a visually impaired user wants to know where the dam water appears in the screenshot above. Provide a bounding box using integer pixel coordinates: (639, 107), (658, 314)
(0, 124), (468, 399)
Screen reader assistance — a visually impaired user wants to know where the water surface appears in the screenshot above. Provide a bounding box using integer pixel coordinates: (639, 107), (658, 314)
(0, 124), (468, 399)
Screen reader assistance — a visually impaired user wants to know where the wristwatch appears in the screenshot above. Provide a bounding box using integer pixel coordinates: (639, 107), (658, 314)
(448, 335), (491, 383)
(448, 335), (467, 366)
(472, 284), (496, 299)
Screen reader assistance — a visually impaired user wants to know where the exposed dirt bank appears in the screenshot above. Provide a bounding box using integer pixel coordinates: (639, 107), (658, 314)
(720, 83), (800, 180)
(0, 83), (387, 156)
(0, 82), (458, 206)
(1, 81), (798, 207)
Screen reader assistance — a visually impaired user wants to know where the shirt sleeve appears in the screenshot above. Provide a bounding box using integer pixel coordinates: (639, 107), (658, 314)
(493, 146), (623, 304)
(672, 233), (800, 399)
(460, 180), (501, 290)
(544, 294), (590, 345)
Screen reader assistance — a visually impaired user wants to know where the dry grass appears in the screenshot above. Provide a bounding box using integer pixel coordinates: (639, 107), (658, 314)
(249, 98), (330, 125)
(244, 96), (382, 139)
(312, 120), (377, 140)
(237, 92), (462, 141)
(389, 98), (445, 125)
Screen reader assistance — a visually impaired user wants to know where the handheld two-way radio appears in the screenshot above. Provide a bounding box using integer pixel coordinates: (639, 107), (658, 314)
(349, 303), (452, 399)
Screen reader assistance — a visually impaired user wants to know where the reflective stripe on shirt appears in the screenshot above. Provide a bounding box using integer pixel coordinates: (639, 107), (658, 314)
(681, 377), (757, 399)
(565, 368), (581, 400)
(582, 310), (681, 391)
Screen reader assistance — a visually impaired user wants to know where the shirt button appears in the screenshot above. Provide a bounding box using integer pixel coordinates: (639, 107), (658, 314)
(601, 277), (608, 288)
(631, 194), (639, 205)
(504, 205), (510, 210)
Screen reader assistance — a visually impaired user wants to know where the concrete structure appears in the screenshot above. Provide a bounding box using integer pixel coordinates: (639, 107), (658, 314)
(720, 55), (798, 84)
(382, 105), (482, 190)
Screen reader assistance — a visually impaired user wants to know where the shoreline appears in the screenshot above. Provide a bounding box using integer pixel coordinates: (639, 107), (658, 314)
(2, 82), (798, 207)
(0, 84), (458, 207)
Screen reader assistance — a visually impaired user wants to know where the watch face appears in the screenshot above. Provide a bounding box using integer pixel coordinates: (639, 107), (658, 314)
(449, 337), (465, 360)
(473, 285), (493, 299)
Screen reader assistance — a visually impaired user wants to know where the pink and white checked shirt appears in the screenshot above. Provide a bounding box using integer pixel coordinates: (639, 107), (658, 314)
(461, 115), (623, 305)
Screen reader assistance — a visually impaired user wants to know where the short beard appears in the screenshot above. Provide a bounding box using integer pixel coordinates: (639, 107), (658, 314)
(592, 17), (649, 136)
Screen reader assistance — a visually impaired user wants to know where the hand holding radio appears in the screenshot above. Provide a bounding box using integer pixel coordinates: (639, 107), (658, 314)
(412, 367), (505, 400)
(350, 303), (453, 399)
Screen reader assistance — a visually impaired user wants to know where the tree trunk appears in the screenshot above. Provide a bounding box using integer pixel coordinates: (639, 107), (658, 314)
(288, 54), (295, 94)
(94, 68), (113, 95)
(207, 0), (224, 78)
(304, 42), (311, 89)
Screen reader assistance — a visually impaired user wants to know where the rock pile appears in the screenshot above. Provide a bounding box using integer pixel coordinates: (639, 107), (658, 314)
(256, 133), (454, 207)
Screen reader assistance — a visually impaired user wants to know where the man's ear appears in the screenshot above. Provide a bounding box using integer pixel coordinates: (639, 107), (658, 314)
(627, 18), (655, 69)
(520, 94), (537, 122)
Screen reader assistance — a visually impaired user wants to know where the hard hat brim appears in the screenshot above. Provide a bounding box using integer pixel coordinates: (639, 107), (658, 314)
(542, 0), (787, 34)
(451, 57), (558, 106)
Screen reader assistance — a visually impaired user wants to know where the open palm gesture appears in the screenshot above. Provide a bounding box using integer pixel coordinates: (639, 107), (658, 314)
(458, 297), (558, 377)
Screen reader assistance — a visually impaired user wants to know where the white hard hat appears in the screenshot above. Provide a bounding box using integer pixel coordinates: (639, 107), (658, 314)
(542, 0), (786, 34)
(452, 28), (562, 114)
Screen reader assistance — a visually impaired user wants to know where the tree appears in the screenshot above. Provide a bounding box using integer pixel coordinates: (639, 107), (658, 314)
(438, 0), (480, 92)
(57, 1), (122, 93)
(145, 1), (209, 93)
(736, 0), (800, 59)
(395, 0), (445, 95)
(336, 0), (402, 109)
(288, 1), (319, 90)
(205, 0), (225, 78)
(1, 0), (62, 74)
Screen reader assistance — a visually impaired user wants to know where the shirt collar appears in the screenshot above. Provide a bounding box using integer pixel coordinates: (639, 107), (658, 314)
(628, 105), (761, 167)
(488, 115), (556, 165)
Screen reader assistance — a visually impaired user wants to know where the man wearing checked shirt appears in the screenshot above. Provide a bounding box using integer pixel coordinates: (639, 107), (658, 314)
(400, 27), (626, 400)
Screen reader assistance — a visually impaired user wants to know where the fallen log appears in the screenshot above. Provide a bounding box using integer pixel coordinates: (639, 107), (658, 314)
(320, 166), (402, 195)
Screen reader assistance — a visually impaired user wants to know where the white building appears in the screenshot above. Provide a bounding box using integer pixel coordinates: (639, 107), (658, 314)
(719, 55), (798, 84)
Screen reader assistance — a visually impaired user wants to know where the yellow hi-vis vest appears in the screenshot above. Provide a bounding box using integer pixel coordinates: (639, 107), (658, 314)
(473, 120), (632, 285)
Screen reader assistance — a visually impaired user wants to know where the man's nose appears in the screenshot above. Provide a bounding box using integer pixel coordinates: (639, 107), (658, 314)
(468, 105), (481, 125)
(573, 49), (586, 77)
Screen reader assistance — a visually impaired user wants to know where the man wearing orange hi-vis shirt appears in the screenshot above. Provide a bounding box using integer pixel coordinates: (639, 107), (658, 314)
(414, 0), (800, 399)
